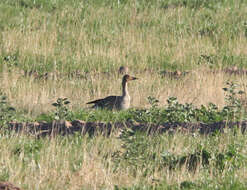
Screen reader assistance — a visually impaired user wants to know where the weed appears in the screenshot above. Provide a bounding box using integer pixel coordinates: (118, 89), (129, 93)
(113, 128), (161, 177)
(165, 97), (197, 123)
(0, 168), (9, 181)
(222, 81), (245, 121)
(12, 138), (43, 165)
(180, 181), (198, 189)
(0, 91), (16, 127)
(214, 144), (247, 171)
(52, 98), (71, 120)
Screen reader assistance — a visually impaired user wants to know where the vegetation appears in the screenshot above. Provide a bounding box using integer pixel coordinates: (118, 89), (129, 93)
(0, 0), (246, 116)
(1, 127), (247, 190)
(0, 0), (247, 189)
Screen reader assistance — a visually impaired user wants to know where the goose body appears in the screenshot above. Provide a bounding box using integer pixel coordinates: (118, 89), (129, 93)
(87, 74), (137, 110)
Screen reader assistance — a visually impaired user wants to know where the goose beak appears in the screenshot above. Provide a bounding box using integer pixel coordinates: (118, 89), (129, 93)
(131, 76), (138, 80)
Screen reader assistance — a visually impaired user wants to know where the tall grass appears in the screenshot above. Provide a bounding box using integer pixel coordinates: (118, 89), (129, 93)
(1, 129), (247, 190)
(0, 0), (247, 116)
(0, 1), (247, 189)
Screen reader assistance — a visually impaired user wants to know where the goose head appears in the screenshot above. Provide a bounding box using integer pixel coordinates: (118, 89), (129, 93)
(123, 74), (138, 82)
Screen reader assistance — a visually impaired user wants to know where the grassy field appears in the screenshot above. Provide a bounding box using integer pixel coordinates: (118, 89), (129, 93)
(0, 0), (247, 189)
(0, 0), (246, 116)
(0, 129), (247, 190)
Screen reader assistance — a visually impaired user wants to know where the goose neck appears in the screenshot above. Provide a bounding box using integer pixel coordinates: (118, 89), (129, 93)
(122, 80), (129, 96)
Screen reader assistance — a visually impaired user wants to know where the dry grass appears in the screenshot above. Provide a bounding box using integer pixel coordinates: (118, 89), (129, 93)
(1, 1), (246, 117)
(1, 67), (247, 117)
(1, 130), (246, 190)
(1, 2), (246, 117)
(0, 1), (247, 189)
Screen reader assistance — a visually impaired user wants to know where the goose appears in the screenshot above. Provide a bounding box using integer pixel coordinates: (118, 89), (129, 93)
(87, 74), (138, 110)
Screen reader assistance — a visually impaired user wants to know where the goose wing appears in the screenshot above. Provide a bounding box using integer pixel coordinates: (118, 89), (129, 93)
(87, 96), (120, 109)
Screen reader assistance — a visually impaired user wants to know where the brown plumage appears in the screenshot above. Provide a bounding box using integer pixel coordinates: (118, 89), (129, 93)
(87, 74), (138, 110)
(118, 66), (129, 75)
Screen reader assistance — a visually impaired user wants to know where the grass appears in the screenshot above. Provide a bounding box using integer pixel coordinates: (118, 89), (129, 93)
(2, 67), (247, 118)
(0, 0), (246, 117)
(0, 0), (247, 189)
(1, 128), (247, 190)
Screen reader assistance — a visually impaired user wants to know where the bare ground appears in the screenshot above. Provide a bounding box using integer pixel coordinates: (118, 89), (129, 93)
(6, 120), (247, 137)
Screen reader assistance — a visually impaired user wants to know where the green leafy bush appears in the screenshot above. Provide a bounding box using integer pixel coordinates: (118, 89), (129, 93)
(52, 98), (71, 120)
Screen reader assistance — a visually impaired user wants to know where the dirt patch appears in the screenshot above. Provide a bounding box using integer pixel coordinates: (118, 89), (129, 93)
(0, 182), (21, 190)
(160, 70), (189, 79)
(223, 67), (247, 75)
(210, 67), (247, 76)
(6, 120), (247, 137)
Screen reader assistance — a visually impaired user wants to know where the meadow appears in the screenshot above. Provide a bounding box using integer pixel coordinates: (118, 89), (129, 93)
(0, 0), (247, 189)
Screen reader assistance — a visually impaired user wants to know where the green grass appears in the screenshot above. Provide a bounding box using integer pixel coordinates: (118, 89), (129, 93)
(0, 0), (247, 189)
(0, 0), (246, 74)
